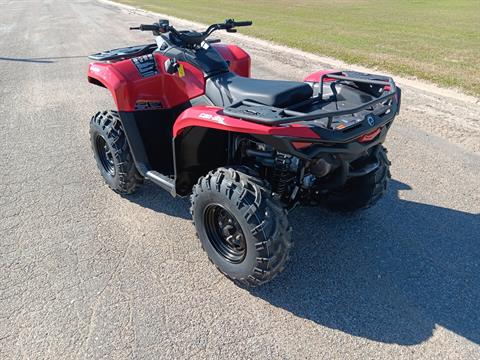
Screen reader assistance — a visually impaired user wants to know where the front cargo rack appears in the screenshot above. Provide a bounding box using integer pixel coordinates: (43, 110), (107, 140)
(223, 71), (400, 130)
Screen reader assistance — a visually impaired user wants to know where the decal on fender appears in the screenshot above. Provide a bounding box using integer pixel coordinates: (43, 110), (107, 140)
(199, 113), (225, 122)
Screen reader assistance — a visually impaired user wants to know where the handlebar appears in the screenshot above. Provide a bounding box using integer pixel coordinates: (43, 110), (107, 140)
(205, 19), (252, 33)
(233, 21), (252, 27)
(130, 19), (252, 47)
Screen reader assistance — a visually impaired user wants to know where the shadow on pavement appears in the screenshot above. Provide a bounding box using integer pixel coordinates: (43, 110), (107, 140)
(126, 177), (479, 345)
(0, 55), (87, 63)
(250, 179), (480, 345)
(124, 181), (191, 220)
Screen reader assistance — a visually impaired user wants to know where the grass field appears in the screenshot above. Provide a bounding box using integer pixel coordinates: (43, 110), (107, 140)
(115, 0), (480, 96)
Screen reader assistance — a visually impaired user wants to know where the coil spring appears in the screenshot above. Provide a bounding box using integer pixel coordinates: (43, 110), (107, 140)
(271, 154), (291, 196)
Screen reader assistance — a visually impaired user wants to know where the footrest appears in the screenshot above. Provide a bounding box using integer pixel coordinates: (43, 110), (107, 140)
(146, 171), (176, 197)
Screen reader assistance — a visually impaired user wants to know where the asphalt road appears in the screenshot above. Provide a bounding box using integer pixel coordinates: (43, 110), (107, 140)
(1, 0), (479, 359)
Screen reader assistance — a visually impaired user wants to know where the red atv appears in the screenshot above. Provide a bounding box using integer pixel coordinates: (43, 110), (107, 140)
(87, 19), (401, 286)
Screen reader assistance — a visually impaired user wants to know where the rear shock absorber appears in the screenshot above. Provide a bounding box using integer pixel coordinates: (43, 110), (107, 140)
(271, 154), (292, 196)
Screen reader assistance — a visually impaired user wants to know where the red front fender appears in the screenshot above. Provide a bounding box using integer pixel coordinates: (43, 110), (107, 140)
(87, 53), (205, 111)
(212, 44), (251, 77)
(173, 106), (320, 139)
(88, 61), (130, 109)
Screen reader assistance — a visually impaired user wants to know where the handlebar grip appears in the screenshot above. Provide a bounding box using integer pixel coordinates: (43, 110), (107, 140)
(140, 24), (160, 31)
(130, 24), (160, 31)
(234, 21), (252, 27)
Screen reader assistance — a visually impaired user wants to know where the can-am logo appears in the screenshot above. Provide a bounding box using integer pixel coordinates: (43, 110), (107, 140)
(367, 115), (375, 127)
(199, 113), (225, 122)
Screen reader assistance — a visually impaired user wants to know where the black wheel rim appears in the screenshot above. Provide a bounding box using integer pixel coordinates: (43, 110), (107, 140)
(95, 135), (115, 176)
(204, 204), (246, 264)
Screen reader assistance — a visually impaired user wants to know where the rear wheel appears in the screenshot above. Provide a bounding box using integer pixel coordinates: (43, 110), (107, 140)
(90, 110), (143, 194)
(324, 146), (391, 212)
(191, 168), (292, 287)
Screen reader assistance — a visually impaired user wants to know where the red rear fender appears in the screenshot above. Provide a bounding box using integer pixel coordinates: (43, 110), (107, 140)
(173, 106), (319, 139)
(304, 69), (342, 83)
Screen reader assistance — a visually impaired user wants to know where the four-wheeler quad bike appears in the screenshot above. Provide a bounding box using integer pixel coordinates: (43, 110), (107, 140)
(87, 19), (401, 286)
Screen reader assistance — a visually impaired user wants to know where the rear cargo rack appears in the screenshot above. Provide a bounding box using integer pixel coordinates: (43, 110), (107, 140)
(223, 71), (399, 129)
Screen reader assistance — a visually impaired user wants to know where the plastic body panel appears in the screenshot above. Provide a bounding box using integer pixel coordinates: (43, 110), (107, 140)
(211, 44), (251, 77)
(87, 52), (205, 111)
(172, 106), (320, 139)
(304, 69), (342, 83)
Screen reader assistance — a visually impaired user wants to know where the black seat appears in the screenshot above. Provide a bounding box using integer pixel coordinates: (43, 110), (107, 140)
(206, 72), (313, 108)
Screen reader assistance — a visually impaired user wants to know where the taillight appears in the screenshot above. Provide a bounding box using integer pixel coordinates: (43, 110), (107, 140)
(358, 128), (382, 143)
(292, 141), (313, 150)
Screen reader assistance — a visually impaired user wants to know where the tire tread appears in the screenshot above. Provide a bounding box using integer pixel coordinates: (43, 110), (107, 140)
(90, 110), (143, 194)
(190, 167), (292, 287)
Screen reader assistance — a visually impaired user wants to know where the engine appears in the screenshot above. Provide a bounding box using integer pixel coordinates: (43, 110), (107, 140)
(236, 138), (341, 206)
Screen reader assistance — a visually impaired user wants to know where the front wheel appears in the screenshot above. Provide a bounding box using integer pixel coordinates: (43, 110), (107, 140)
(90, 110), (143, 194)
(190, 168), (292, 287)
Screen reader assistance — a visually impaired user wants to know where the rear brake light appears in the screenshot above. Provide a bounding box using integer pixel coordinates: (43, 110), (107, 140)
(358, 128), (381, 143)
(292, 142), (313, 150)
